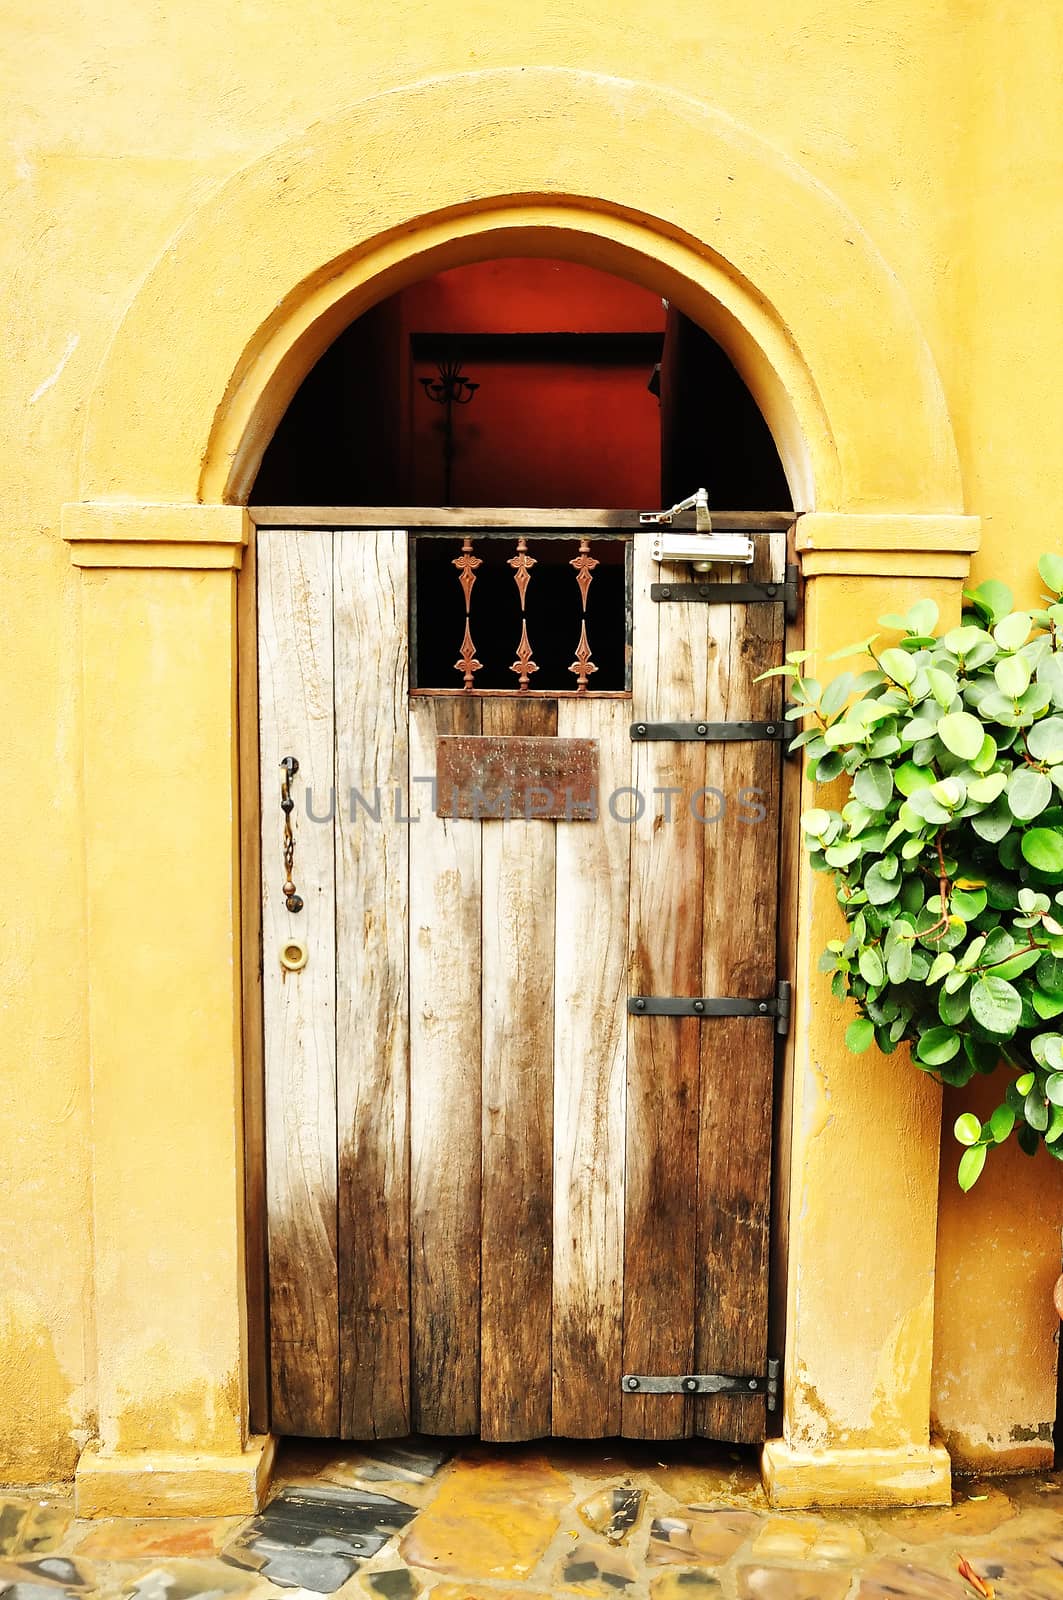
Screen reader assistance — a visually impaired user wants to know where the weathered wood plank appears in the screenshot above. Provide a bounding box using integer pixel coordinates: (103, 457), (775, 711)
(258, 528), (339, 1436)
(480, 696), (556, 1441)
(239, 531), (270, 1435)
(252, 506), (796, 531)
(552, 697), (629, 1436)
(622, 536), (708, 1439)
(334, 530), (411, 1438)
(409, 695), (483, 1434)
(696, 532), (784, 1442)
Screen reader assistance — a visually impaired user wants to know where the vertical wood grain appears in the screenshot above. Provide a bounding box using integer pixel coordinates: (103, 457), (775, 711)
(334, 530), (411, 1438)
(552, 696), (629, 1436)
(239, 531), (270, 1435)
(622, 533), (708, 1439)
(258, 529), (339, 1436)
(409, 695), (483, 1433)
(480, 697), (556, 1441)
(695, 533), (784, 1442)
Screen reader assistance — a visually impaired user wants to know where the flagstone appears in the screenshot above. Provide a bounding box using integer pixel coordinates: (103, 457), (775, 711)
(0, 1504), (71, 1559)
(0, 1558), (92, 1592)
(855, 1558), (967, 1599)
(886, 1487), (1017, 1545)
(650, 1569), (723, 1599)
(358, 1567), (421, 1600)
(77, 1521), (236, 1559)
(736, 1566), (853, 1600)
(122, 1564), (265, 1600)
(748, 1517), (865, 1565)
(555, 1538), (638, 1594)
(398, 1455), (570, 1580)
(648, 1511), (759, 1567)
(427, 1588), (554, 1600)
(650, 1459), (767, 1512)
(577, 1486), (646, 1544)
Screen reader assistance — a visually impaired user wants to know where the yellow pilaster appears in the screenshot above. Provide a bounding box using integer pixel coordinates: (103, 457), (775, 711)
(64, 503), (271, 1516)
(764, 513), (979, 1509)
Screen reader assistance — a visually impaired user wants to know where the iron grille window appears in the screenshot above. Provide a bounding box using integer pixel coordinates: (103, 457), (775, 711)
(410, 533), (631, 694)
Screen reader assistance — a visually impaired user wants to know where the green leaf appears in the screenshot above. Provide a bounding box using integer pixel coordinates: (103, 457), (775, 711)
(810, 749), (845, 783)
(1025, 1087), (1050, 1132)
(865, 862), (901, 904)
(1046, 1072), (1063, 1106)
(989, 1103), (1016, 1142)
(1016, 1070), (1036, 1095)
(1039, 552), (1063, 596)
(1006, 767), (1052, 821)
(926, 667), (957, 709)
(967, 772), (1008, 804)
(887, 940), (913, 983)
(946, 623), (994, 656)
(994, 611), (1032, 651)
(1028, 716), (1063, 763)
(820, 673), (854, 716)
(853, 762), (894, 810)
(858, 947), (885, 987)
(802, 808), (832, 836)
(927, 952), (956, 984)
(823, 721), (867, 747)
(845, 1017), (875, 1054)
(969, 975), (1023, 1035)
(896, 761), (936, 796)
(951, 886), (987, 920)
(1022, 828), (1063, 872)
(917, 1026), (962, 1066)
(1033, 987), (1063, 1020)
(907, 599), (940, 636)
(965, 579), (1014, 624)
(1036, 951), (1063, 993)
(954, 1111), (982, 1146)
(958, 1144), (987, 1191)
(995, 653), (1032, 698)
(878, 647), (917, 686)
(938, 711), (985, 760)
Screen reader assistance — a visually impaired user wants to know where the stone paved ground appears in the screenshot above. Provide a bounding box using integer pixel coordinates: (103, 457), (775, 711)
(2, 1439), (1063, 1600)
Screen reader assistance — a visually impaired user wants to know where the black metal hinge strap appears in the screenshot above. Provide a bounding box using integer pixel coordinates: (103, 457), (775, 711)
(623, 1359), (780, 1410)
(630, 720), (788, 743)
(651, 565), (799, 622)
(629, 981), (791, 1036)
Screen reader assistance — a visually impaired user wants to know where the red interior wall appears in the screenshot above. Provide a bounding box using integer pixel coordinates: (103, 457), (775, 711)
(400, 260), (664, 507)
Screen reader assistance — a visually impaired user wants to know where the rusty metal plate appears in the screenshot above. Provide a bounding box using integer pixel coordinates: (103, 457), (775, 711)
(436, 735), (599, 820)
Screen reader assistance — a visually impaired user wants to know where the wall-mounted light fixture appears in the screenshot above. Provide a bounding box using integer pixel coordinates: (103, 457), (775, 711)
(419, 355), (479, 505)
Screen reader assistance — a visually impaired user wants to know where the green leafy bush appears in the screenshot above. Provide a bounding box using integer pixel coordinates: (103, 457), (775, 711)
(773, 556), (1063, 1188)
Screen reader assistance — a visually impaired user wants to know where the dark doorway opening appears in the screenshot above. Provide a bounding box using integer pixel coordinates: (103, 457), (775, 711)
(252, 258), (791, 513)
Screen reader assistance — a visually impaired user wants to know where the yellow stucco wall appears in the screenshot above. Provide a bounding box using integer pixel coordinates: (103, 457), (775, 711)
(3, 0), (1062, 1486)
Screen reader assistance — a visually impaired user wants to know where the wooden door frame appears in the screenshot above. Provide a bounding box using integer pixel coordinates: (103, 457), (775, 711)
(239, 504), (800, 1435)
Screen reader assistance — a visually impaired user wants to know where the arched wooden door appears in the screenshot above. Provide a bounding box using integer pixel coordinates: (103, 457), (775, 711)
(255, 508), (790, 1443)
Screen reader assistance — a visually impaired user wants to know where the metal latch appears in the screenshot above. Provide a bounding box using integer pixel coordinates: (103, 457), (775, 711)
(651, 564), (799, 623)
(628, 981), (791, 1036)
(623, 1358), (780, 1411)
(639, 487), (754, 566)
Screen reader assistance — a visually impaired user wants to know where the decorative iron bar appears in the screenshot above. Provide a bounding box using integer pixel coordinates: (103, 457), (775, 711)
(452, 536), (483, 689)
(569, 536), (599, 693)
(508, 536), (539, 690)
(422, 532), (627, 694)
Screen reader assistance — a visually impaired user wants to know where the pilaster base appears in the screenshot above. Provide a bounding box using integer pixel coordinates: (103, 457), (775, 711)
(75, 1435), (276, 1518)
(761, 1439), (952, 1510)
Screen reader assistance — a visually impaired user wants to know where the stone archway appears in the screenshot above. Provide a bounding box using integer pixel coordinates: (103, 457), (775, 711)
(64, 68), (977, 1515)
